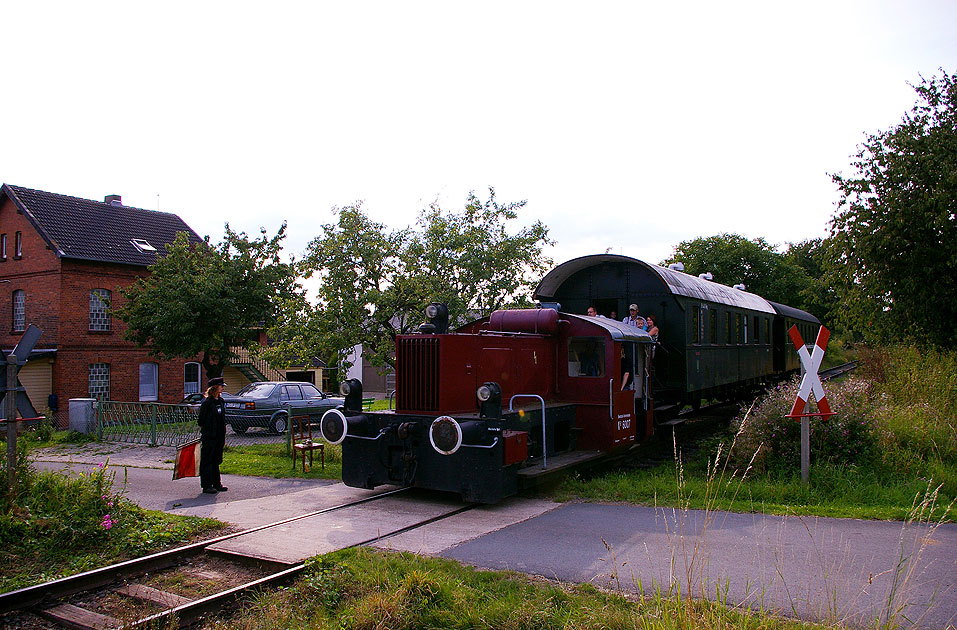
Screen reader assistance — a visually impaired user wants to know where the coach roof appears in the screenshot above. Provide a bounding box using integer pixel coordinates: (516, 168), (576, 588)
(535, 254), (776, 314)
(1, 183), (203, 267)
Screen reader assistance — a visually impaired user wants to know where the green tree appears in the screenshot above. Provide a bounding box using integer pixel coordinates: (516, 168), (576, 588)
(270, 189), (553, 371)
(118, 225), (300, 378)
(828, 70), (957, 348)
(661, 233), (815, 313)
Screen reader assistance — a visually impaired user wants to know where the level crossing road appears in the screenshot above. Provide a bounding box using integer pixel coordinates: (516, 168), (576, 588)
(31, 445), (957, 629)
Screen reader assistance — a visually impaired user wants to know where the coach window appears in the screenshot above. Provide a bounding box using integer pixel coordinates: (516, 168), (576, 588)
(765, 318), (771, 344)
(710, 310), (718, 344)
(90, 289), (111, 331)
(139, 362), (158, 401)
(725, 312), (734, 345)
(184, 362), (201, 395)
(741, 314), (748, 344)
(568, 337), (605, 377)
(12, 290), (25, 332)
(691, 307), (700, 344)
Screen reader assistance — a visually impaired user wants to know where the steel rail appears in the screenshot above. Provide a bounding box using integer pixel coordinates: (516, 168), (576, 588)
(0, 487), (409, 614)
(131, 503), (478, 628)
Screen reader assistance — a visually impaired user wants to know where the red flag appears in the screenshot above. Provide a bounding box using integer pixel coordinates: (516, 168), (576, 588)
(173, 439), (201, 480)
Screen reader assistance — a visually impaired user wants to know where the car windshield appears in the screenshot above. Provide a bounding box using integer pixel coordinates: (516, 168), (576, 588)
(235, 382), (276, 398)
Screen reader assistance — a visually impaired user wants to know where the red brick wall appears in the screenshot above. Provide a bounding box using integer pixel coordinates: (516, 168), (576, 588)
(0, 196), (62, 345)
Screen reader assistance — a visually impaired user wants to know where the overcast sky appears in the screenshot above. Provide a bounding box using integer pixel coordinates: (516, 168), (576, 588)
(3, 1), (954, 271)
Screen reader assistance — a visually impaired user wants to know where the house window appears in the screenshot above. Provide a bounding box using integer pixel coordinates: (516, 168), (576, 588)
(184, 362), (201, 395)
(12, 290), (25, 332)
(139, 362), (158, 401)
(89, 363), (110, 399)
(14, 231), (22, 258)
(90, 289), (111, 331)
(1, 233), (6, 260)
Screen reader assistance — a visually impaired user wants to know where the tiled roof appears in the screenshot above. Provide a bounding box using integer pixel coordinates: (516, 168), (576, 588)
(1, 184), (203, 266)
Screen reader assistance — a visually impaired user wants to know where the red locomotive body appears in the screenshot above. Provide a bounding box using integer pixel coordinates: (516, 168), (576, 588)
(320, 306), (655, 503)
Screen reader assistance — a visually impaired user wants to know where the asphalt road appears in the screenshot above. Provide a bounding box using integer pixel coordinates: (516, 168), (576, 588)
(31, 444), (957, 629)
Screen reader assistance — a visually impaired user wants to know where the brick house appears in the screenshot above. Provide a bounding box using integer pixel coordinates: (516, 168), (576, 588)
(0, 184), (208, 422)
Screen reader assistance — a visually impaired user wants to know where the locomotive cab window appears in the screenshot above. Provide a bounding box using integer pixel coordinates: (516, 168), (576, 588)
(568, 336), (605, 377)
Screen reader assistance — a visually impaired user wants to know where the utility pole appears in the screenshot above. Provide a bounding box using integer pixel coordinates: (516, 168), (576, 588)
(5, 353), (17, 495)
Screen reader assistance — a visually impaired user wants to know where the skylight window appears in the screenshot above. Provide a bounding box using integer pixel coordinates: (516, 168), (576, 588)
(130, 239), (157, 253)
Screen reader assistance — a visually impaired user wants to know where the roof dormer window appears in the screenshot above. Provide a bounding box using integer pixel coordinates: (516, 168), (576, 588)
(130, 239), (157, 253)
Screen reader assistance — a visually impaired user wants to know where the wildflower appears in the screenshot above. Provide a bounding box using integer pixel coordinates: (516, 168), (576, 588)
(101, 514), (114, 530)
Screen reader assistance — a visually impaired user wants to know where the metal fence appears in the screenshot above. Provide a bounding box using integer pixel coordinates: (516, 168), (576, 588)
(96, 401), (290, 448)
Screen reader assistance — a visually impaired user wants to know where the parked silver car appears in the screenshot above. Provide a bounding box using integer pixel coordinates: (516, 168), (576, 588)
(223, 381), (344, 435)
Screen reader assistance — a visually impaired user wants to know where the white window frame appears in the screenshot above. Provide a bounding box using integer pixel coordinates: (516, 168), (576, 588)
(184, 362), (201, 395)
(139, 362), (159, 401)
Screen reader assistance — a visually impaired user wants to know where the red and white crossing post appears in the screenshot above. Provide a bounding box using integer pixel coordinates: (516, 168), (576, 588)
(785, 325), (835, 483)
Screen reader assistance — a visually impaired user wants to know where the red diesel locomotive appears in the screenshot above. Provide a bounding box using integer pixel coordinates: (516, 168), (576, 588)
(320, 305), (655, 503)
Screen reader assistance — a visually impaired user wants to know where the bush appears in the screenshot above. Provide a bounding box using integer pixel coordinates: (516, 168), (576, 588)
(730, 375), (880, 475)
(1, 461), (128, 550)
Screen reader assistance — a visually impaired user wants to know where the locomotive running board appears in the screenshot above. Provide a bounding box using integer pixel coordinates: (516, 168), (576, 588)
(517, 450), (604, 479)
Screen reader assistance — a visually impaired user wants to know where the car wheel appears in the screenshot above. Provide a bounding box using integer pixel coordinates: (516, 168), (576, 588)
(270, 413), (288, 435)
(232, 424), (248, 435)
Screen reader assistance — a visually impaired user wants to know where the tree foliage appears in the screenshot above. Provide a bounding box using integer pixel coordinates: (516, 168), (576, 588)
(268, 189), (553, 371)
(661, 233), (820, 315)
(828, 70), (957, 348)
(117, 225), (300, 378)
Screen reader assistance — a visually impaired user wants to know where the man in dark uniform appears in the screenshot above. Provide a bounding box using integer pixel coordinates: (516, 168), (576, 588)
(198, 377), (228, 494)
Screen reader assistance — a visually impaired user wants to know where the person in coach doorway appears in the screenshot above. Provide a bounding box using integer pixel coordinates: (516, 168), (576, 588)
(198, 377), (228, 494)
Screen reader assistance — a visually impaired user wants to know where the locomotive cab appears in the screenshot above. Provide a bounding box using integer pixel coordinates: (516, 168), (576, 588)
(322, 305), (655, 503)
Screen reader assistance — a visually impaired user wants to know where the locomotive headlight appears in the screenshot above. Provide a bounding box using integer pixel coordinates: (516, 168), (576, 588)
(319, 408), (348, 445)
(423, 302), (449, 334)
(477, 382), (502, 419)
(339, 378), (364, 411)
(429, 416), (463, 455)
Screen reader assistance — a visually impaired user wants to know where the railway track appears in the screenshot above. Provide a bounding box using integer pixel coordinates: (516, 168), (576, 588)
(1, 488), (476, 629)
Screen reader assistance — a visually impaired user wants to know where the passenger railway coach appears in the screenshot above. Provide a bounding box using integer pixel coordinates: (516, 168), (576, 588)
(319, 254), (820, 503)
(534, 255), (820, 409)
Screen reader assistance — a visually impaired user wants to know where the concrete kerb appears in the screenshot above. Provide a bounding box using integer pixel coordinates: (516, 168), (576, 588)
(32, 443), (177, 470)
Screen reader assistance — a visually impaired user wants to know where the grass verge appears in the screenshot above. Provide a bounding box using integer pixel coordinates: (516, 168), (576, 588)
(212, 547), (830, 630)
(222, 442), (342, 480)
